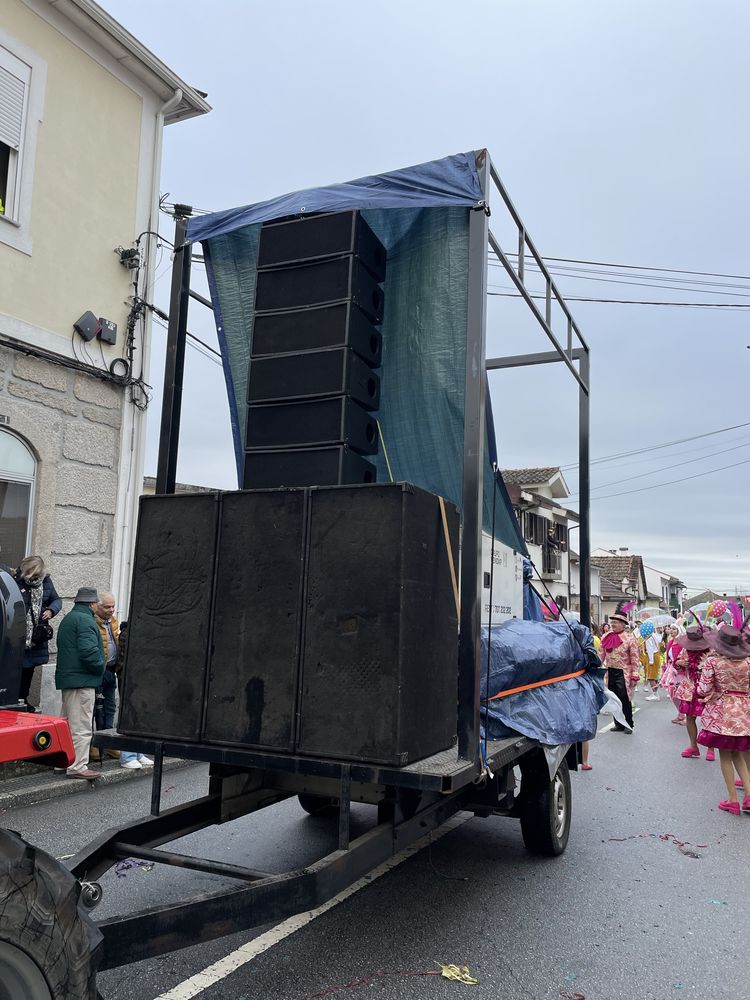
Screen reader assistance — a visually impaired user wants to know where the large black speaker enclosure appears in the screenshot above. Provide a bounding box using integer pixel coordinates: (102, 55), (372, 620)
(203, 490), (306, 750)
(252, 302), (382, 367)
(248, 348), (380, 410)
(255, 256), (384, 324)
(257, 211), (386, 282)
(297, 483), (459, 765)
(118, 493), (220, 740)
(243, 446), (376, 490)
(246, 396), (378, 455)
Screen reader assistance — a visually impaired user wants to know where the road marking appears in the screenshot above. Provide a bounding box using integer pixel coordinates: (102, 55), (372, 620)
(153, 811), (473, 1000)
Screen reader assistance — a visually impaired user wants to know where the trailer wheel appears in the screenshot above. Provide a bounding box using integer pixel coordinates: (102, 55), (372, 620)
(519, 760), (571, 857)
(0, 828), (102, 1000)
(297, 793), (339, 817)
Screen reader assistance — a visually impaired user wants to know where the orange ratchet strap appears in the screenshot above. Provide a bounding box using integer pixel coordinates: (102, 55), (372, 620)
(489, 668), (586, 701)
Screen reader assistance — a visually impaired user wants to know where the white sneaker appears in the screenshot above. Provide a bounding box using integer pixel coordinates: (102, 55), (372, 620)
(120, 759), (142, 769)
(645, 692), (658, 701)
(137, 755), (154, 766)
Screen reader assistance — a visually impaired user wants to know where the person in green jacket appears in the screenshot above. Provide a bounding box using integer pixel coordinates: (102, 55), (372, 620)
(55, 586), (105, 779)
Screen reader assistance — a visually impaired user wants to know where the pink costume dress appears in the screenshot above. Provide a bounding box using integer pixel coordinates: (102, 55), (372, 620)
(696, 653), (750, 751)
(674, 648), (707, 718)
(660, 638), (685, 697)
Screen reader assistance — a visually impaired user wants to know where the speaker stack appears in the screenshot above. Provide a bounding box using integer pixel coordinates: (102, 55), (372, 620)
(243, 211), (386, 490)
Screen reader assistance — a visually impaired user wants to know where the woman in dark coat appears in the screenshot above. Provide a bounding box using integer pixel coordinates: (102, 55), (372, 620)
(13, 555), (62, 707)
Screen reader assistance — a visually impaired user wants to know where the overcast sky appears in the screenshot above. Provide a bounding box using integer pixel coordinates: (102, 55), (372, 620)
(101, 0), (749, 597)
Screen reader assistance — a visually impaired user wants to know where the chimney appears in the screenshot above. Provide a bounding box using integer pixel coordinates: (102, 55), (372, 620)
(619, 547), (629, 553)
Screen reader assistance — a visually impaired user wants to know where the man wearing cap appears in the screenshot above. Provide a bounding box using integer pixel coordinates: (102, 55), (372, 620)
(55, 587), (105, 779)
(599, 609), (641, 731)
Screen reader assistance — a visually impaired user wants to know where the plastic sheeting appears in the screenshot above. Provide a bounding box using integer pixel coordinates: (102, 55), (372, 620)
(479, 620), (607, 744)
(187, 152), (483, 244)
(197, 153), (526, 552)
(522, 559), (544, 621)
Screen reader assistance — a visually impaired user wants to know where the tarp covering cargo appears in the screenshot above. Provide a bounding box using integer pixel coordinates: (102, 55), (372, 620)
(189, 152), (527, 554)
(479, 621), (606, 744)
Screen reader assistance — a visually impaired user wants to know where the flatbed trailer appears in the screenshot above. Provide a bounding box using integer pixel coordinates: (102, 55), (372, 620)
(0, 150), (591, 998)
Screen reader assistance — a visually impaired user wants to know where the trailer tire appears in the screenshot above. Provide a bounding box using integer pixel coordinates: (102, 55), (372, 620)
(0, 828), (102, 1000)
(297, 793), (339, 818)
(519, 761), (571, 857)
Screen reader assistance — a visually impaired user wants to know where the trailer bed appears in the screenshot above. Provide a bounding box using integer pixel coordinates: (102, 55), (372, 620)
(94, 730), (534, 794)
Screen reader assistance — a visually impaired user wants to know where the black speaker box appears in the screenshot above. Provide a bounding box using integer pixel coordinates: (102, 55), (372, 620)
(297, 483), (459, 765)
(118, 493), (220, 740)
(246, 396), (378, 454)
(258, 211), (387, 282)
(252, 302), (382, 367)
(248, 348), (380, 410)
(255, 256), (384, 324)
(243, 446), (376, 490)
(203, 490), (306, 750)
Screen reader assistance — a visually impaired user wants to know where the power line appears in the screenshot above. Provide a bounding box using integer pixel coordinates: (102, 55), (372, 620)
(487, 262), (750, 299)
(488, 290), (750, 308)
(500, 253), (750, 282)
(583, 456), (750, 501)
(562, 421), (750, 470)
(569, 439), (750, 498)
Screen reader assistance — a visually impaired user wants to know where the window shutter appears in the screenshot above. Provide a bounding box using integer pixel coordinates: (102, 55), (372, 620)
(0, 63), (26, 150)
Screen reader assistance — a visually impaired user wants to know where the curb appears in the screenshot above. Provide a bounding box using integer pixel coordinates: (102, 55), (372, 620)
(0, 757), (200, 812)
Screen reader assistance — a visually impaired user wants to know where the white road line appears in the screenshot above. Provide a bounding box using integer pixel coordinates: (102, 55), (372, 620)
(153, 811), (472, 1000)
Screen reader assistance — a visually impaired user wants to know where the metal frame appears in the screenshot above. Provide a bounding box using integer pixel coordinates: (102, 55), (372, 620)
(113, 151), (591, 970)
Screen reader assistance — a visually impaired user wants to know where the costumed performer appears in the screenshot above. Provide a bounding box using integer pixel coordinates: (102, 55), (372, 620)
(599, 603), (640, 732)
(674, 627), (712, 760)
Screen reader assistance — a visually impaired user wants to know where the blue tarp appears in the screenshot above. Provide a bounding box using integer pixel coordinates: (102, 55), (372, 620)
(195, 152), (527, 555)
(186, 152), (484, 244)
(479, 620), (606, 744)
(523, 559), (545, 621)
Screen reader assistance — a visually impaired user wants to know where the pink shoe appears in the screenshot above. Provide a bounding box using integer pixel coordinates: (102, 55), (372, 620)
(719, 800), (741, 816)
(581, 763), (593, 771)
(671, 716), (686, 725)
(736, 779), (744, 788)
(705, 749), (715, 762)
(681, 747), (700, 758)
(743, 796), (750, 813)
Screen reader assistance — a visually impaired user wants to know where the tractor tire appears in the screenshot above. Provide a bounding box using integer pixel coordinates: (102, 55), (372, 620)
(519, 760), (572, 857)
(0, 828), (102, 1000)
(297, 793), (340, 817)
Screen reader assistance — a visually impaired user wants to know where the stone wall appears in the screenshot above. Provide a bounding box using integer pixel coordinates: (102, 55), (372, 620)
(0, 346), (123, 600)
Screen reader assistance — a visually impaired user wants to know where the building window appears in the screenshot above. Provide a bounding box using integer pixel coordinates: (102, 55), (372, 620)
(0, 33), (46, 254)
(0, 48), (30, 222)
(523, 511), (546, 546)
(552, 521), (568, 551)
(0, 428), (36, 568)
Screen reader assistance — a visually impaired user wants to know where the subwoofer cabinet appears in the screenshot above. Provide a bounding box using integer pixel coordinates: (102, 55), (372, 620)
(120, 484), (460, 766)
(297, 483), (459, 764)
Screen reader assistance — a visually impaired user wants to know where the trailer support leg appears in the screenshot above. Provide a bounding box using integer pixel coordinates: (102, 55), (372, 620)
(150, 742), (164, 816)
(338, 766), (351, 850)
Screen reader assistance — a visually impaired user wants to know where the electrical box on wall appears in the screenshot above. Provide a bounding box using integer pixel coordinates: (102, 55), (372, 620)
(73, 311), (98, 342)
(97, 318), (117, 345)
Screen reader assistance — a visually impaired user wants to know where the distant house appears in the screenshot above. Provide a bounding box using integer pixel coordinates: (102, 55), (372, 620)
(569, 552), (602, 624)
(683, 589), (728, 609)
(591, 549), (648, 622)
(501, 467), (577, 611)
(643, 564), (685, 614)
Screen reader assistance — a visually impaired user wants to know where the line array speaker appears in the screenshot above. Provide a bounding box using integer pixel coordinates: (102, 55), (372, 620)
(257, 211), (387, 281)
(246, 397), (378, 454)
(255, 256), (384, 324)
(245, 211), (386, 490)
(247, 348), (380, 410)
(251, 302), (382, 366)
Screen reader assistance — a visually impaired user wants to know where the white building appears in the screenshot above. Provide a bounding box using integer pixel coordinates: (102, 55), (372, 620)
(0, 0), (209, 628)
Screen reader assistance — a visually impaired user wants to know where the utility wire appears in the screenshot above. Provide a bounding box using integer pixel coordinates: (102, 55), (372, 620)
(569, 439), (750, 498)
(487, 264), (750, 299)
(490, 258), (750, 293)
(561, 421), (750, 470)
(488, 290), (750, 308)
(579, 457), (750, 501)
(498, 253), (750, 282)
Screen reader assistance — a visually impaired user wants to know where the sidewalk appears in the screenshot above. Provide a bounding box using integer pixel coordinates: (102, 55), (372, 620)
(0, 755), (194, 812)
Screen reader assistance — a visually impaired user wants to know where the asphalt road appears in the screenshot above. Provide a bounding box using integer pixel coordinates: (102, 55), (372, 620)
(3, 690), (746, 1000)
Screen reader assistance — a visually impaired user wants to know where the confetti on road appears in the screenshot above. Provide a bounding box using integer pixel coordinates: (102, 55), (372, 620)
(114, 857), (154, 878)
(302, 963), (479, 997)
(605, 830), (730, 857)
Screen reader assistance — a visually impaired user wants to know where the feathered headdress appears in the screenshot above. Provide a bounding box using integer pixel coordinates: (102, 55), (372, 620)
(616, 599), (636, 616)
(728, 600), (743, 631)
